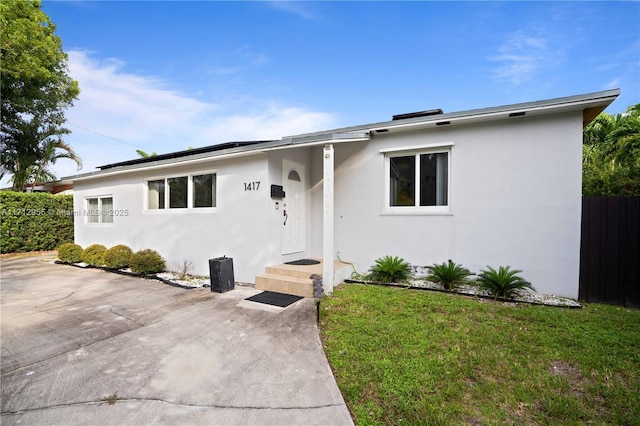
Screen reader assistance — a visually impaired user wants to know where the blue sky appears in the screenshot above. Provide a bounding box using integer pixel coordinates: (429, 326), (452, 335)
(21, 1), (640, 182)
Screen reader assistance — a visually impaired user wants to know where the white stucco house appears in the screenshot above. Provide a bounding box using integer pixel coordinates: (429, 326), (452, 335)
(66, 89), (619, 299)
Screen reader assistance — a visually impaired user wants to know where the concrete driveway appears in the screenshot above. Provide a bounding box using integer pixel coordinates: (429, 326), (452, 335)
(0, 255), (353, 425)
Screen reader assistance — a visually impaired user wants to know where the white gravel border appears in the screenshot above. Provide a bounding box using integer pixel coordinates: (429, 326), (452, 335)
(347, 277), (582, 308)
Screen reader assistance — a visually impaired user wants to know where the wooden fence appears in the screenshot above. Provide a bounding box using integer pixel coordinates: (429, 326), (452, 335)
(579, 197), (640, 307)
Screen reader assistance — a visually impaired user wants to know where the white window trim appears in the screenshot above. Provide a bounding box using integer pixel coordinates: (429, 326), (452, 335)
(144, 171), (217, 214)
(379, 141), (454, 154)
(383, 144), (453, 215)
(84, 195), (114, 225)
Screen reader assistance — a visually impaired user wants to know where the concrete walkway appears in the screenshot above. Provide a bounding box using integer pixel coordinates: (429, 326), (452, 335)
(0, 255), (353, 425)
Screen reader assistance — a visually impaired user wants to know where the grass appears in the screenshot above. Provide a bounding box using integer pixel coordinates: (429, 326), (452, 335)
(319, 284), (640, 425)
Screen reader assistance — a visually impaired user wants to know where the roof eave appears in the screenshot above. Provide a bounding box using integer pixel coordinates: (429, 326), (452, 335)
(64, 133), (371, 182)
(64, 89), (619, 183)
(285, 88), (620, 138)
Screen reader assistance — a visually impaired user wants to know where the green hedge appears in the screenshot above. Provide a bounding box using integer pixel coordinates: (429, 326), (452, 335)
(0, 192), (75, 253)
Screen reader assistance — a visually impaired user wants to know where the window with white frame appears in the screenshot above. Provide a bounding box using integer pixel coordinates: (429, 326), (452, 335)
(86, 196), (113, 223)
(386, 147), (450, 212)
(147, 173), (216, 210)
(193, 174), (216, 208)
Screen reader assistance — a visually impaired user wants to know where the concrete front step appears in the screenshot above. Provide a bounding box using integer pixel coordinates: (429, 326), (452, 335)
(255, 260), (352, 298)
(264, 266), (318, 280)
(255, 273), (314, 298)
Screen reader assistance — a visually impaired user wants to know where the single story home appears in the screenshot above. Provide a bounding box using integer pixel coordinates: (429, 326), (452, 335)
(66, 89), (619, 299)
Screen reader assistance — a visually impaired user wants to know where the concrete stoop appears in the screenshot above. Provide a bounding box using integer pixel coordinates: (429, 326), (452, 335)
(255, 260), (352, 297)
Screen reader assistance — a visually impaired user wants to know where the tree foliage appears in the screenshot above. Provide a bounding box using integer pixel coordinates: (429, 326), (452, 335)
(136, 149), (157, 158)
(1, 118), (81, 190)
(583, 104), (640, 196)
(0, 0), (80, 190)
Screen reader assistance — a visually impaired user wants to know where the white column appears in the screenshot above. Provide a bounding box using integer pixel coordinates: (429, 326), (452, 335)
(322, 144), (334, 295)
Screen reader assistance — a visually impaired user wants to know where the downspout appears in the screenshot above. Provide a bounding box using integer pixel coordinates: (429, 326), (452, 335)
(322, 144), (334, 295)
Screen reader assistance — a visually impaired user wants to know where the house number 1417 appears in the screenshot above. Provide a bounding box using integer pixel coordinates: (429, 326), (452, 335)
(244, 181), (260, 191)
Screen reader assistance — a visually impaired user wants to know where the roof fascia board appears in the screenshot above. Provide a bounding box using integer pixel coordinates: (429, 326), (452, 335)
(370, 94), (619, 133)
(66, 89), (618, 183)
(67, 133), (370, 183)
(68, 149), (267, 182)
(285, 89), (620, 139)
(259, 134), (370, 152)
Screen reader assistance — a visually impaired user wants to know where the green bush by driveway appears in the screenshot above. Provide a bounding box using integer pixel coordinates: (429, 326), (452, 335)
(0, 192), (74, 253)
(320, 284), (640, 425)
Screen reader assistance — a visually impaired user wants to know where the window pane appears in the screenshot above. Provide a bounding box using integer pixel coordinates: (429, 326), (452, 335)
(168, 176), (188, 208)
(420, 153), (448, 206)
(390, 156), (415, 206)
(193, 174), (216, 208)
(148, 180), (165, 209)
(101, 197), (113, 223)
(87, 198), (99, 223)
(288, 170), (301, 182)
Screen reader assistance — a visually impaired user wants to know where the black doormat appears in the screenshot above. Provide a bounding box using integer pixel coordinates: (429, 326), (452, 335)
(245, 291), (303, 307)
(285, 259), (321, 266)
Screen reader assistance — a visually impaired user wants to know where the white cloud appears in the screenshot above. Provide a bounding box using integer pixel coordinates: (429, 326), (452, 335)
(604, 78), (621, 90)
(44, 50), (337, 180)
(490, 30), (563, 86)
(268, 1), (317, 20)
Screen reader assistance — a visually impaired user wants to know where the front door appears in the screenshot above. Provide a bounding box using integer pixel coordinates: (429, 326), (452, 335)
(282, 159), (305, 254)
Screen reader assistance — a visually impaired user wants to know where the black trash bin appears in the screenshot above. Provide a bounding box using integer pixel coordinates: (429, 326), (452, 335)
(209, 256), (235, 293)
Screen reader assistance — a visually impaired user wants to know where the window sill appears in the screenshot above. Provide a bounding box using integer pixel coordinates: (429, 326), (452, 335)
(381, 209), (453, 217)
(144, 208), (217, 214)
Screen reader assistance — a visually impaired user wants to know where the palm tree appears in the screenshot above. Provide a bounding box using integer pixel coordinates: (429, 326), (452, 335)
(0, 117), (81, 191)
(583, 104), (640, 196)
(136, 149), (157, 158)
(28, 137), (82, 189)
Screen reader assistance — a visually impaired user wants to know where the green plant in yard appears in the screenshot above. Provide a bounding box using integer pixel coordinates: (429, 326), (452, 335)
(426, 259), (474, 290)
(57, 242), (82, 263)
(129, 249), (165, 275)
(81, 244), (107, 266)
(368, 255), (412, 283)
(104, 244), (133, 269)
(476, 265), (534, 299)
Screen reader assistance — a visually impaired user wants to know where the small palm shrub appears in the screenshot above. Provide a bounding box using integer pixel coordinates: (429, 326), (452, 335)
(368, 255), (412, 283)
(57, 243), (83, 263)
(104, 245), (133, 269)
(426, 259), (474, 291)
(476, 265), (534, 299)
(81, 244), (107, 266)
(130, 249), (165, 275)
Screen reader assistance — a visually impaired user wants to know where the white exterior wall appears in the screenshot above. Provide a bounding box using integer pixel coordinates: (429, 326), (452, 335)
(73, 155), (273, 282)
(311, 111), (584, 298)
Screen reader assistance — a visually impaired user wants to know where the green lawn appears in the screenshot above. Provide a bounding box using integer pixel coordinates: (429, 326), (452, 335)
(319, 284), (640, 425)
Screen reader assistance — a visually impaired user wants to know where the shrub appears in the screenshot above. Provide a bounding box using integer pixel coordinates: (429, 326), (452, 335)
(0, 192), (74, 253)
(368, 255), (412, 283)
(81, 244), (107, 266)
(476, 265), (534, 299)
(171, 260), (193, 280)
(104, 245), (133, 269)
(57, 243), (83, 263)
(426, 259), (474, 291)
(130, 249), (165, 275)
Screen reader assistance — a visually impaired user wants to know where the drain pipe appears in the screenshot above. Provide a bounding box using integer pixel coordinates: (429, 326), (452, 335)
(322, 143), (334, 295)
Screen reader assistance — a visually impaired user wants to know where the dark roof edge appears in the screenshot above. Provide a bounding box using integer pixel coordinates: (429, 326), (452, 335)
(98, 140), (271, 170)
